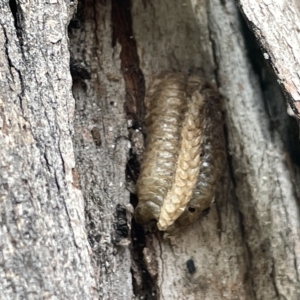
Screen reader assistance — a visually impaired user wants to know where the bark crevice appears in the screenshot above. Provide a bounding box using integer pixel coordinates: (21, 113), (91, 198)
(111, 1), (158, 298)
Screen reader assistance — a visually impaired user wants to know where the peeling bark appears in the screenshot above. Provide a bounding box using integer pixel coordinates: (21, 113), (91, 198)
(238, 0), (300, 118)
(209, 1), (300, 298)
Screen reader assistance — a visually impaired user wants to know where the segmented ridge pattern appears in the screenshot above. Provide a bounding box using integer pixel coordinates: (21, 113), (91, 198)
(135, 73), (188, 225)
(174, 82), (226, 229)
(135, 73), (225, 232)
(157, 89), (205, 231)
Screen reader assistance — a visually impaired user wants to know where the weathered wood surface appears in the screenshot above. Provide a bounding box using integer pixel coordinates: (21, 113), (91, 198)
(238, 0), (300, 117)
(131, 0), (300, 299)
(1, 0), (300, 299)
(209, 1), (300, 298)
(0, 0), (97, 298)
(69, 1), (133, 299)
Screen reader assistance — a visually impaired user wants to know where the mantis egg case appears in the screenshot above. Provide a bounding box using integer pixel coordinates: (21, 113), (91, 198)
(135, 73), (225, 232)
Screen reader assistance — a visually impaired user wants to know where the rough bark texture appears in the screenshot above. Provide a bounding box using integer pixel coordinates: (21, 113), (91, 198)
(69, 0), (133, 298)
(209, 1), (300, 299)
(238, 0), (300, 118)
(0, 0), (97, 298)
(1, 0), (300, 299)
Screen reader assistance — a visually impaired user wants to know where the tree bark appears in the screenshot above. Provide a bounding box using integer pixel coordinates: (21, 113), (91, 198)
(0, 0), (97, 298)
(70, 0), (133, 298)
(1, 0), (300, 299)
(238, 0), (300, 118)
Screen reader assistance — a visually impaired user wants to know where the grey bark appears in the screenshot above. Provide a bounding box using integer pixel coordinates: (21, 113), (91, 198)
(1, 0), (300, 300)
(238, 0), (300, 118)
(70, 1), (133, 299)
(0, 0), (97, 299)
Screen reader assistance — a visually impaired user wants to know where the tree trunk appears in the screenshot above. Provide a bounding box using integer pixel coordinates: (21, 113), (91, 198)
(0, 0), (97, 298)
(1, 0), (300, 299)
